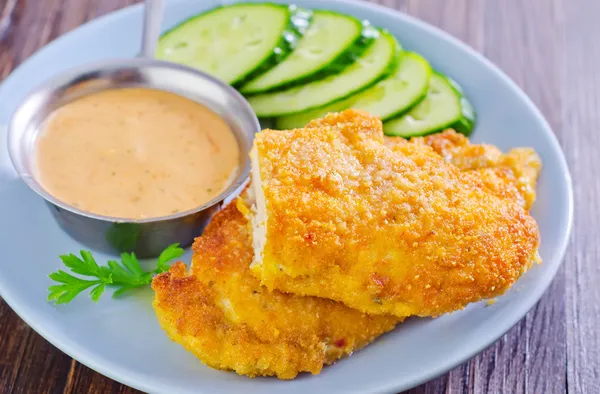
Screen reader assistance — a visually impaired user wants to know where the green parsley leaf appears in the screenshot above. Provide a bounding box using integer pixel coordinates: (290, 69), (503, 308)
(47, 270), (105, 305)
(47, 243), (185, 305)
(120, 252), (145, 277)
(90, 283), (106, 303)
(156, 243), (184, 273)
(59, 252), (105, 278)
(112, 284), (145, 299)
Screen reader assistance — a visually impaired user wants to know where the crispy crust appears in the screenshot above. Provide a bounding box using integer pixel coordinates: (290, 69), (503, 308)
(390, 130), (542, 210)
(152, 202), (399, 380)
(153, 111), (542, 379)
(251, 110), (540, 318)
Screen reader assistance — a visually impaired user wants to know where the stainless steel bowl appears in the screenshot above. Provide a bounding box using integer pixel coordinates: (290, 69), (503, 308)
(7, 58), (260, 258)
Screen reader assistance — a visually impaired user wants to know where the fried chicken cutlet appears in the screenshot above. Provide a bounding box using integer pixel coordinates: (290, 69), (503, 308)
(152, 200), (400, 380)
(384, 130), (541, 210)
(249, 110), (540, 319)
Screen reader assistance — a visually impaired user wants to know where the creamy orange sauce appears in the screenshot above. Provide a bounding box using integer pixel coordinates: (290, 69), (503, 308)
(35, 87), (239, 219)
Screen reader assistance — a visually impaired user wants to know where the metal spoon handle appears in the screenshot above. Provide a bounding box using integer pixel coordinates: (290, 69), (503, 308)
(141, 0), (164, 58)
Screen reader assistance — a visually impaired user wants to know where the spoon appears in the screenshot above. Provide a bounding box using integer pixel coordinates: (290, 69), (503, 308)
(141, 0), (165, 58)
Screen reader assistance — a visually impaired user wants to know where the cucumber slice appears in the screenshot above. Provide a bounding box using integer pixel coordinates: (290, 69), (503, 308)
(247, 28), (400, 117)
(383, 72), (476, 138)
(240, 11), (375, 94)
(275, 51), (431, 129)
(156, 4), (311, 85)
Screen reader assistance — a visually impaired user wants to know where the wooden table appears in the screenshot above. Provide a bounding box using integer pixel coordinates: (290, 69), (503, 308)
(0, 0), (597, 393)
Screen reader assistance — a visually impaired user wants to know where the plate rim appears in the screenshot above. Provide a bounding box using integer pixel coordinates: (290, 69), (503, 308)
(0, 0), (574, 393)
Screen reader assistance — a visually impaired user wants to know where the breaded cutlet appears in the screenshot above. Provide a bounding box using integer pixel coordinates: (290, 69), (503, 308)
(152, 200), (400, 380)
(248, 109), (540, 319)
(153, 110), (542, 379)
(386, 130), (541, 210)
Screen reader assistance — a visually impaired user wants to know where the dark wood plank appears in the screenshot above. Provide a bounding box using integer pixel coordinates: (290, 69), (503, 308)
(63, 362), (140, 394)
(0, 0), (17, 39)
(49, 0), (94, 39)
(407, 0), (484, 49)
(563, 1), (600, 393)
(9, 0), (59, 65)
(0, 300), (33, 393)
(92, 0), (141, 17)
(0, 300), (72, 394)
(0, 0), (19, 79)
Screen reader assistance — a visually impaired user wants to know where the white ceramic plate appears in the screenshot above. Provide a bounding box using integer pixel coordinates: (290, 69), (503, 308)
(0, 1), (573, 393)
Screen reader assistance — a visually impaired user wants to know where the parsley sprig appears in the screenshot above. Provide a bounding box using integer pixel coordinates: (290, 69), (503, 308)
(47, 244), (184, 304)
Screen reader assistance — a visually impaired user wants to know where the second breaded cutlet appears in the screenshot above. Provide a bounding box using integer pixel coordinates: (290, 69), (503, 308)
(152, 200), (400, 380)
(249, 109), (540, 319)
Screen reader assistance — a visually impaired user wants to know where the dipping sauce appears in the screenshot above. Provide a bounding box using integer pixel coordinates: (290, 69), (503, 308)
(35, 87), (240, 219)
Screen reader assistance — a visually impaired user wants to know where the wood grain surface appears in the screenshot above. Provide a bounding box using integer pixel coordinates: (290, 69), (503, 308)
(0, 0), (596, 393)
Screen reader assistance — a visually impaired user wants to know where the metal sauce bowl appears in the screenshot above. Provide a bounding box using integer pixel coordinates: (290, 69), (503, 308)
(7, 58), (260, 258)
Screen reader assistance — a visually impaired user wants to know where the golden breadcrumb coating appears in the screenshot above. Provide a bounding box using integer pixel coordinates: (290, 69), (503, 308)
(386, 130), (541, 210)
(409, 130), (504, 170)
(462, 167), (527, 208)
(250, 109), (540, 318)
(152, 201), (399, 380)
(497, 148), (542, 210)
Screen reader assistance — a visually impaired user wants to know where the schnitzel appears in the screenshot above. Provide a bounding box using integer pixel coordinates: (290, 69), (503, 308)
(152, 200), (400, 380)
(153, 110), (541, 379)
(383, 131), (541, 210)
(249, 110), (540, 318)
(385, 130), (541, 210)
